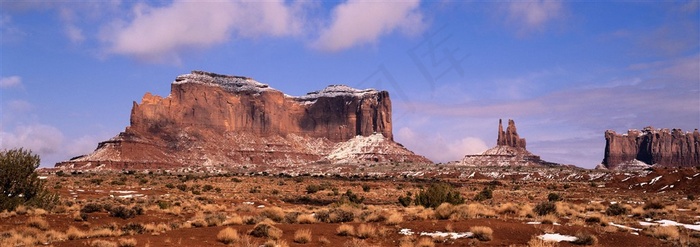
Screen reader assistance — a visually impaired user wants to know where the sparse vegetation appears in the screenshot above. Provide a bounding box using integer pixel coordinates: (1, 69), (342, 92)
(414, 183), (464, 208)
(534, 201), (557, 216)
(470, 226), (493, 241)
(0, 148), (58, 211)
(217, 227), (240, 244)
(293, 229), (312, 244)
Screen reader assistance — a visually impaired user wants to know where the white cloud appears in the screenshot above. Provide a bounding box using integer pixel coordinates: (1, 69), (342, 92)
(504, 0), (564, 36)
(7, 100), (33, 112)
(65, 24), (85, 43)
(102, 0), (303, 63)
(0, 124), (64, 156)
(0, 76), (22, 88)
(313, 0), (425, 52)
(396, 127), (488, 163)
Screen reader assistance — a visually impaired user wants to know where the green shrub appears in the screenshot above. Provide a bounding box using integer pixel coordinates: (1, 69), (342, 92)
(340, 190), (364, 204)
(534, 201), (557, 216)
(108, 206), (136, 219)
(474, 187), (493, 201)
(398, 194), (412, 207)
(414, 183), (464, 208)
(306, 184), (322, 194)
(81, 203), (103, 213)
(362, 184), (371, 192)
(0, 148), (59, 211)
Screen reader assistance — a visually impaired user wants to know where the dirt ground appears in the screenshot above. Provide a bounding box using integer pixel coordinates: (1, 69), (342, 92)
(2, 166), (699, 246)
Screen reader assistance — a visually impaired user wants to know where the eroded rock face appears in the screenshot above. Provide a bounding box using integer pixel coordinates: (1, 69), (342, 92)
(56, 71), (429, 170)
(459, 119), (560, 167)
(602, 127), (700, 170)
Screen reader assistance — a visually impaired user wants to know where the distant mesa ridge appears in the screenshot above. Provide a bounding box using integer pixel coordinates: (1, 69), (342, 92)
(600, 126), (700, 170)
(55, 70), (430, 170)
(458, 119), (561, 167)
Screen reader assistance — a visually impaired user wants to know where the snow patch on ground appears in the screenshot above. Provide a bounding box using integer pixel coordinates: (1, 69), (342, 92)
(640, 219), (700, 231)
(398, 229), (473, 239)
(538, 233), (577, 242)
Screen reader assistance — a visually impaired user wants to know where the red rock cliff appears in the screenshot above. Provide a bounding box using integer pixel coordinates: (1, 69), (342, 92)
(497, 119), (526, 149)
(56, 71), (429, 170)
(602, 127), (700, 169)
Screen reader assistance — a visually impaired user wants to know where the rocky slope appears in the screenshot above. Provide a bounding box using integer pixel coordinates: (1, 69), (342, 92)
(56, 71), (430, 170)
(601, 127), (700, 170)
(458, 119), (560, 167)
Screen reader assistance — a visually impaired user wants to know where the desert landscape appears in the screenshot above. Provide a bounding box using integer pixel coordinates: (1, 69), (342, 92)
(2, 2), (698, 246)
(1, 71), (699, 247)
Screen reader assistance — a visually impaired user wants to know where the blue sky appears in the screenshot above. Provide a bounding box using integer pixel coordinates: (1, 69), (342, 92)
(1, 1), (698, 168)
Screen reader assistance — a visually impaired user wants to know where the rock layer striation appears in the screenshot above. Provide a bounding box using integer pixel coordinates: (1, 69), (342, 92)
(56, 71), (430, 170)
(601, 127), (700, 170)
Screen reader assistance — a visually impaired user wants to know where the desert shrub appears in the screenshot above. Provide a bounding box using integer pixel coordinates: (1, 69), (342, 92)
(398, 193), (412, 207)
(649, 226), (679, 240)
(121, 222), (145, 235)
(165, 183), (175, 189)
(385, 212), (403, 225)
(605, 203), (628, 216)
(643, 201), (665, 210)
(202, 184), (214, 192)
(81, 203), (103, 213)
(356, 224), (376, 239)
(66, 226), (87, 240)
(261, 207), (285, 223)
(571, 232), (598, 245)
(296, 214), (316, 224)
(250, 222), (283, 239)
(217, 227), (240, 244)
(533, 201), (557, 216)
(293, 229), (312, 244)
(415, 183), (464, 208)
(176, 184), (187, 191)
(470, 226), (493, 241)
(473, 187), (493, 201)
(306, 184), (323, 194)
(90, 178), (103, 185)
(435, 203), (454, 219)
(157, 200), (171, 210)
(547, 193), (561, 202)
(415, 237), (435, 247)
(205, 212), (227, 226)
(26, 216), (49, 230)
(362, 184), (371, 192)
(108, 206), (136, 219)
(318, 236), (330, 245)
(0, 148), (59, 211)
(336, 224), (355, 236)
(340, 190), (364, 204)
(331, 208), (356, 223)
(117, 238), (137, 247)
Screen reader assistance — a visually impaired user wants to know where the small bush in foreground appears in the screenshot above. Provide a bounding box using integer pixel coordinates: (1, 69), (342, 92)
(649, 226), (679, 241)
(534, 201), (557, 216)
(117, 238), (137, 247)
(217, 227), (240, 244)
(571, 232), (598, 245)
(415, 183), (464, 208)
(250, 222), (283, 240)
(293, 229), (312, 244)
(0, 148), (59, 211)
(470, 226), (493, 241)
(336, 224), (355, 236)
(606, 203), (628, 216)
(356, 224), (376, 239)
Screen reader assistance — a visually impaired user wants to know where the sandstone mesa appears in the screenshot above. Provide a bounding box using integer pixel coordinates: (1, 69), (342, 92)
(56, 71), (430, 170)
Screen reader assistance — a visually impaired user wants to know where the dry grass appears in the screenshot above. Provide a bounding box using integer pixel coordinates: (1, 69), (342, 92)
(385, 212), (404, 225)
(296, 214), (317, 224)
(90, 239), (117, 247)
(293, 229), (312, 244)
(117, 238), (137, 247)
(224, 214), (244, 225)
(649, 226), (680, 241)
(43, 229), (67, 243)
(26, 216), (49, 230)
(449, 203), (496, 220)
(261, 207), (286, 223)
(415, 237), (435, 247)
(470, 226), (493, 241)
(217, 227), (240, 244)
(571, 232), (598, 245)
(496, 203), (518, 215)
(356, 224), (377, 239)
(318, 236), (330, 245)
(337, 224), (355, 236)
(263, 239), (289, 247)
(66, 226), (87, 240)
(538, 214), (559, 225)
(89, 228), (121, 238)
(435, 203), (454, 219)
(527, 236), (556, 247)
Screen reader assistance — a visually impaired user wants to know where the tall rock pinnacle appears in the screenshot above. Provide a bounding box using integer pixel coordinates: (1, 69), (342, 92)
(496, 119), (526, 149)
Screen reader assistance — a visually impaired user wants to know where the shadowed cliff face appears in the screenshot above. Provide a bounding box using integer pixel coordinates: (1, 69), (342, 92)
(603, 127), (700, 169)
(56, 71), (426, 169)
